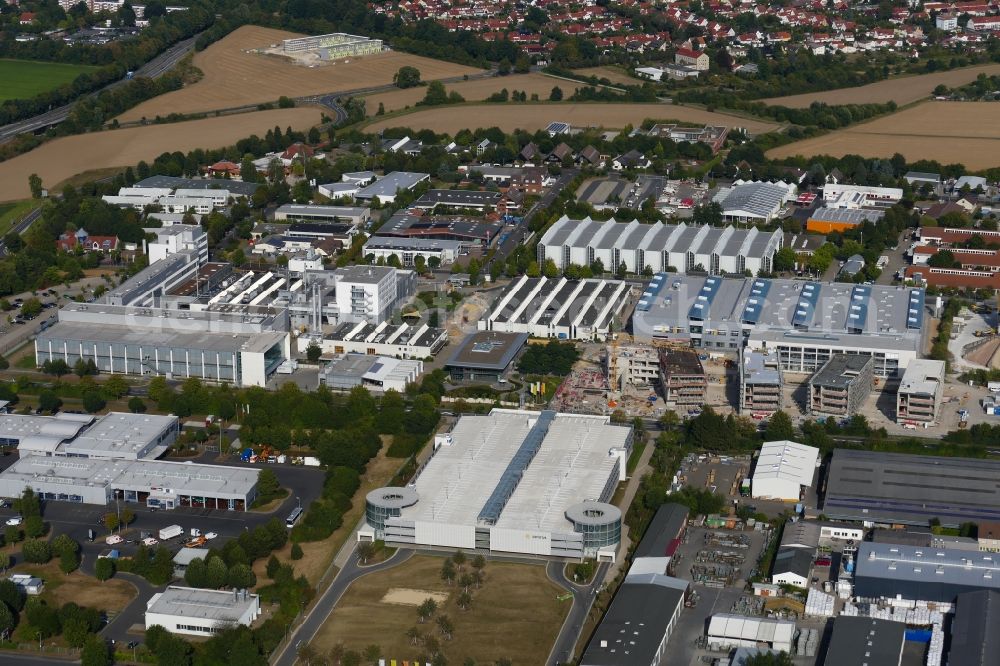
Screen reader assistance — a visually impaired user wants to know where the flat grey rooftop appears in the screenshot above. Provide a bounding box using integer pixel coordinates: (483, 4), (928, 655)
(809, 354), (872, 388)
(742, 351), (781, 385)
(147, 586), (258, 621)
(856, 542), (1000, 591)
(446, 331), (527, 370)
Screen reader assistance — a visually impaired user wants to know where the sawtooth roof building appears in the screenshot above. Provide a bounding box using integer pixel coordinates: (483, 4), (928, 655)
(362, 409), (632, 561)
(537, 217), (782, 276)
(824, 449), (1000, 526)
(478, 275), (634, 341)
(630, 274), (926, 377)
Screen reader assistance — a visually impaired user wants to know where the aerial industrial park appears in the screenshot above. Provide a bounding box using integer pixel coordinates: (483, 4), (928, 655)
(3, 1), (1000, 665)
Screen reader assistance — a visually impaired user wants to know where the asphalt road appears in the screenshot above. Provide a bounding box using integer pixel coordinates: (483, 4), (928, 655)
(488, 168), (579, 273)
(0, 206), (42, 256)
(546, 560), (609, 666)
(0, 34), (201, 142)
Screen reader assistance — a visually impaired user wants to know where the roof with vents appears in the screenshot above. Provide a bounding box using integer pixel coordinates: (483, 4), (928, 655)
(752, 440), (819, 487)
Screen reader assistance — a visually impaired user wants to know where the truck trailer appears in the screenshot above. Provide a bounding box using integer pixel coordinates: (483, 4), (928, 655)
(159, 525), (183, 540)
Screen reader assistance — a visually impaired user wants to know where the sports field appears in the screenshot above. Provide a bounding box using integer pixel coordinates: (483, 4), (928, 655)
(761, 63), (1000, 107)
(0, 59), (98, 102)
(312, 555), (566, 664)
(117, 25), (482, 122)
(0, 107), (322, 201)
(365, 102), (780, 134)
(767, 101), (1000, 169)
(363, 73), (581, 114)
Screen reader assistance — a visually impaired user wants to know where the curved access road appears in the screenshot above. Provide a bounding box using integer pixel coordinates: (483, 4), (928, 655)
(272, 546), (415, 666)
(546, 559), (610, 666)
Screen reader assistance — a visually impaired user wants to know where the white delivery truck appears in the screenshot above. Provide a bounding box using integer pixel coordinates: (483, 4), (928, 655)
(159, 525), (183, 540)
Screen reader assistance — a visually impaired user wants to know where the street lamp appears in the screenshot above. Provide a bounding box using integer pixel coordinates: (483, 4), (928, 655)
(296, 496), (301, 509)
(36, 631), (41, 651)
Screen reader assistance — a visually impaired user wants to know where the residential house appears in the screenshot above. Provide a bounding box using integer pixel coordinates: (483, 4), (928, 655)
(56, 229), (120, 254)
(519, 142), (541, 162)
(576, 145), (604, 168)
(612, 150), (652, 171)
(547, 142), (574, 163)
(204, 161), (241, 178)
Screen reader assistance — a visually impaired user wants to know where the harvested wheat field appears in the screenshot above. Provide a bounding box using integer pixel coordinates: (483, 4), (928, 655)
(767, 102), (1000, 169)
(118, 25), (483, 122)
(0, 107), (321, 201)
(366, 102), (780, 134)
(572, 66), (640, 86)
(364, 73), (581, 114)
(762, 63), (1000, 108)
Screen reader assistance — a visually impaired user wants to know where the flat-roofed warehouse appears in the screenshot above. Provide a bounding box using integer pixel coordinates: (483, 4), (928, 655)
(146, 586), (261, 636)
(823, 617), (905, 666)
(0, 456), (259, 510)
(824, 449), (1000, 526)
(630, 274), (926, 376)
(362, 409), (632, 560)
(854, 542), (1000, 602)
(478, 275), (634, 341)
(0, 411), (179, 460)
(537, 216), (782, 275)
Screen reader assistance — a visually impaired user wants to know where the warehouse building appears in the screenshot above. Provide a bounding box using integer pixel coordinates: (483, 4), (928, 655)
(948, 590), (1000, 666)
(751, 440), (819, 502)
(478, 275), (633, 341)
(739, 350), (782, 415)
(823, 617), (905, 666)
(280, 32), (383, 57)
(896, 359), (945, 424)
(445, 331), (527, 382)
(363, 409), (632, 560)
(362, 237), (467, 267)
(854, 542), (1000, 602)
(36, 303), (290, 388)
(805, 207), (884, 234)
(354, 172), (430, 205)
(631, 274), (926, 377)
(824, 450), (1000, 526)
(146, 586), (260, 636)
(412, 189), (502, 212)
(705, 615), (794, 653)
(579, 574), (687, 666)
(807, 354), (873, 417)
(0, 456), (259, 510)
(658, 349), (706, 405)
(823, 184), (903, 209)
(0, 412), (178, 460)
(376, 213), (503, 246)
(277, 265), (416, 330)
(770, 547), (813, 587)
(629, 503), (689, 576)
(711, 180), (795, 224)
(273, 204), (370, 227)
(320, 354), (422, 393)
(537, 217), (782, 275)
(311, 320), (448, 359)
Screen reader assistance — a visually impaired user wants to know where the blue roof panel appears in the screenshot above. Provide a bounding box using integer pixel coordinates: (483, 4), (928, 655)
(847, 285), (871, 332)
(907, 288), (925, 330)
(477, 410), (555, 525)
(636, 273), (669, 313)
(688, 276), (722, 320)
(792, 282), (821, 328)
(741, 278), (771, 324)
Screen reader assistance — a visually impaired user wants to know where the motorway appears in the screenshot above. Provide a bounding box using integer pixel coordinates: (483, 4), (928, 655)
(0, 206), (41, 255)
(0, 34), (201, 142)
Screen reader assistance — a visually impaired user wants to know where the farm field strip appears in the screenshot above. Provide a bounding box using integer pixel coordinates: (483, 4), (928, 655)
(766, 102), (1000, 169)
(0, 107), (322, 202)
(363, 73), (581, 114)
(0, 58), (99, 102)
(364, 102), (780, 134)
(117, 25), (483, 122)
(761, 63), (1000, 107)
(571, 65), (641, 86)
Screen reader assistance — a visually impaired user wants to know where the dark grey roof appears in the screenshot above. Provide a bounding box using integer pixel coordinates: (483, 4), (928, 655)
(445, 331), (527, 371)
(824, 617), (905, 666)
(134, 175), (259, 197)
(633, 503), (689, 559)
(949, 590), (1000, 666)
(824, 449), (1000, 526)
(809, 354), (872, 389)
(580, 579), (685, 666)
(772, 547), (813, 579)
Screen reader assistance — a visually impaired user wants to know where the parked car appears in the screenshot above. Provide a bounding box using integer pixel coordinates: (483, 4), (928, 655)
(204, 532), (218, 540)
(5, 516), (22, 526)
(142, 537), (158, 546)
(105, 534), (123, 545)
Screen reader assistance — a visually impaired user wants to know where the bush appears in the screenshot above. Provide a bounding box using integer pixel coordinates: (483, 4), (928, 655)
(291, 543), (303, 560)
(24, 515), (45, 538)
(94, 557), (115, 581)
(21, 538), (51, 563)
(59, 550), (80, 574)
(0, 578), (24, 611)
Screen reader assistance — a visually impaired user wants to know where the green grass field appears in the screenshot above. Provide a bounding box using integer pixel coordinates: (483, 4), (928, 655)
(0, 59), (98, 103)
(0, 200), (36, 235)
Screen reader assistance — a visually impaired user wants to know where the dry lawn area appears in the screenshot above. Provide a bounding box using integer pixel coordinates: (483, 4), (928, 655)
(312, 555), (566, 664)
(11, 560), (137, 613)
(252, 437), (405, 587)
(572, 66), (639, 86)
(381, 588), (449, 606)
(364, 73), (580, 114)
(761, 63), (1000, 107)
(118, 25), (482, 122)
(0, 107), (321, 202)
(366, 102), (780, 134)
(767, 101), (1000, 169)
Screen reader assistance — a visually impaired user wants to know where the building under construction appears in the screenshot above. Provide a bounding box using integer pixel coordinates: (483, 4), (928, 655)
(807, 354), (873, 417)
(740, 350), (782, 416)
(607, 344), (661, 391)
(659, 348), (706, 405)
